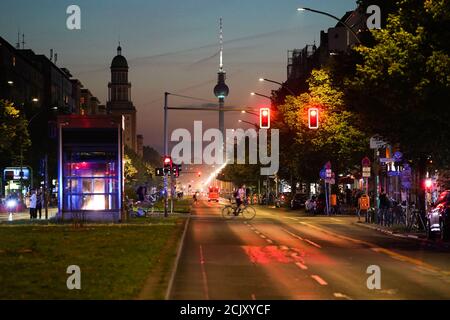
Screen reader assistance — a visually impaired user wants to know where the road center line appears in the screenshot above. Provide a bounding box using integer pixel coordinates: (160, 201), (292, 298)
(199, 245), (210, 300)
(311, 275), (328, 286)
(304, 239), (322, 249)
(295, 262), (308, 270)
(334, 292), (352, 300)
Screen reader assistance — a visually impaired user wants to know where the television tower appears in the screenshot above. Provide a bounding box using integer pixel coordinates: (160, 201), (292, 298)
(213, 18), (229, 137)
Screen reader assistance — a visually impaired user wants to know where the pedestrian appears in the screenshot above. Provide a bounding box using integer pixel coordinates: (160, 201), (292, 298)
(36, 189), (43, 219)
(379, 188), (391, 226)
(136, 185), (144, 202)
(29, 189), (37, 220)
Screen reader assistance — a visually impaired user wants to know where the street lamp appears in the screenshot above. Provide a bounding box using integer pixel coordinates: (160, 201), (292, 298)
(250, 92), (272, 100)
(297, 7), (361, 44)
(241, 110), (259, 117)
(7, 80), (14, 85)
(258, 77), (295, 96)
(238, 119), (258, 128)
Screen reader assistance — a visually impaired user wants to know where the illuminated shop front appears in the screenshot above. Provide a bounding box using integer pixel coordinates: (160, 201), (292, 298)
(57, 115), (124, 221)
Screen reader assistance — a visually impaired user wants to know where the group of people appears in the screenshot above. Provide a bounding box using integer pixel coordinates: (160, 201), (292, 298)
(28, 189), (44, 219)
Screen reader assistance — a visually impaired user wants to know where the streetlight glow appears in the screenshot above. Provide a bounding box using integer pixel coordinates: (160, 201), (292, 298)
(297, 7), (306, 11)
(258, 78), (265, 82)
(250, 92), (256, 96)
(7, 80), (13, 85)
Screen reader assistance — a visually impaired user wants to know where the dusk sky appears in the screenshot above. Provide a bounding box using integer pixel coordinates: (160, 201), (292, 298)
(0, 0), (357, 152)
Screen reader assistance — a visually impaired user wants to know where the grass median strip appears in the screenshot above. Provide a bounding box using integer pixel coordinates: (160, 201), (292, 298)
(0, 216), (186, 299)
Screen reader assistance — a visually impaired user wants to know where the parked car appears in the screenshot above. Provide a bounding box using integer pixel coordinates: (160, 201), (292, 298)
(275, 193), (289, 208)
(290, 193), (307, 210)
(426, 190), (450, 241)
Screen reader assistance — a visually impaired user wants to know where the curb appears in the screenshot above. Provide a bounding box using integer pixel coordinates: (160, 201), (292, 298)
(354, 222), (421, 240)
(165, 214), (190, 300)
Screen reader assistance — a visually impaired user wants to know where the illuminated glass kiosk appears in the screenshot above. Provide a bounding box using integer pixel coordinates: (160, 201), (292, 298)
(57, 115), (124, 222)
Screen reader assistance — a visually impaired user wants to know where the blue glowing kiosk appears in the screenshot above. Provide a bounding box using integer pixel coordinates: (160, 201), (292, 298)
(56, 115), (124, 222)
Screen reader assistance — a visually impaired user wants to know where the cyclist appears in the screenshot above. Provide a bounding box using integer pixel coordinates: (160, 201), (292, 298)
(233, 184), (246, 216)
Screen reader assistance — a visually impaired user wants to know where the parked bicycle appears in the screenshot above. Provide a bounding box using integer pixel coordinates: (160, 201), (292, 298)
(222, 201), (256, 220)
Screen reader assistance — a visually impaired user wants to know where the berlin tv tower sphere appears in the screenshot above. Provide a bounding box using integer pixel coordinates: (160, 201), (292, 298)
(214, 73), (229, 99)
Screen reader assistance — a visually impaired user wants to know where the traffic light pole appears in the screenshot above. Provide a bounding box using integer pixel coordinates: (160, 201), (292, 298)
(164, 92), (169, 218)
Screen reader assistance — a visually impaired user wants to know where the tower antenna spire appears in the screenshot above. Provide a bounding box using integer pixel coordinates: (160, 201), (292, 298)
(219, 17), (223, 72)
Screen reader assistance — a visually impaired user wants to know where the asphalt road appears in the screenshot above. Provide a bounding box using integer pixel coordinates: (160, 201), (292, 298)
(170, 199), (450, 300)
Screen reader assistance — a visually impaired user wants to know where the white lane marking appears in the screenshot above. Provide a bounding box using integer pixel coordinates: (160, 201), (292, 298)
(334, 292), (352, 300)
(266, 239), (273, 244)
(280, 245), (289, 250)
(330, 218), (342, 222)
(304, 239), (322, 249)
(311, 275), (328, 286)
(287, 217), (299, 221)
(199, 245), (210, 299)
(254, 230), (261, 235)
(260, 234), (266, 239)
(282, 228), (304, 241)
(295, 262), (308, 270)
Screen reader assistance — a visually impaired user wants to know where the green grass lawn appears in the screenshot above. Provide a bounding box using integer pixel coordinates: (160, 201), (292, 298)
(0, 216), (186, 299)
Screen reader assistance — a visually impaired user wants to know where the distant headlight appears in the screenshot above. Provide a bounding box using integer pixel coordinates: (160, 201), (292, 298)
(6, 199), (17, 208)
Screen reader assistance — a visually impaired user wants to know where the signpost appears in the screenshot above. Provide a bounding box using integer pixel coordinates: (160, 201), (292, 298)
(362, 157), (371, 194)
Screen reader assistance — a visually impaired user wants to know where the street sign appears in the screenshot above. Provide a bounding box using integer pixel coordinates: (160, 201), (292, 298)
(362, 167), (371, 178)
(370, 136), (387, 149)
(362, 157), (371, 167)
(393, 151), (403, 162)
(320, 168), (326, 179)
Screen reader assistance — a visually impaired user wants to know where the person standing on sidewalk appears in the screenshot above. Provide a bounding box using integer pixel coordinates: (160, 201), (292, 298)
(29, 189), (37, 220)
(36, 189), (43, 219)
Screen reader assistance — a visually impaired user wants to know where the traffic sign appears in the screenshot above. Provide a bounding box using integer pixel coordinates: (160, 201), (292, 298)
(370, 136), (387, 149)
(362, 167), (371, 178)
(362, 157), (371, 167)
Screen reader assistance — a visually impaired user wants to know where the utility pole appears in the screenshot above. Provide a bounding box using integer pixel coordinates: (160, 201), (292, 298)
(163, 92), (169, 218)
(44, 154), (48, 220)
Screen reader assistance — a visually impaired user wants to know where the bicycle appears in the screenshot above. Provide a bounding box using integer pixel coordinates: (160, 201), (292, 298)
(222, 202), (256, 220)
(406, 208), (426, 232)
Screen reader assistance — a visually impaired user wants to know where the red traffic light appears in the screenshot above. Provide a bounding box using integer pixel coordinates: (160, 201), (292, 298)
(424, 178), (432, 189)
(163, 156), (172, 168)
(260, 108), (270, 129)
(308, 108), (319, 129)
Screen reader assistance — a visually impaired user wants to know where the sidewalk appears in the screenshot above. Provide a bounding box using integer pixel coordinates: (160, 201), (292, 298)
(0, 207), (58, 222)
(355, 221), (426, 240)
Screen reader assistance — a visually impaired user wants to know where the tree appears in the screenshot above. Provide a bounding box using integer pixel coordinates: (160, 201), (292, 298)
(275, 69), (369, 187)
(347, 0), (450, 166)
(0, 100), (30, 168)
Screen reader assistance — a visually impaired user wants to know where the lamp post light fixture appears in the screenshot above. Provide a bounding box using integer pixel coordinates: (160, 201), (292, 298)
(7, 80), (14, 85)
(297, 7), (361, 44)
(258, 77), (295, 96)
(32, 98), (39, 103)
(250, 92), (272, 100)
